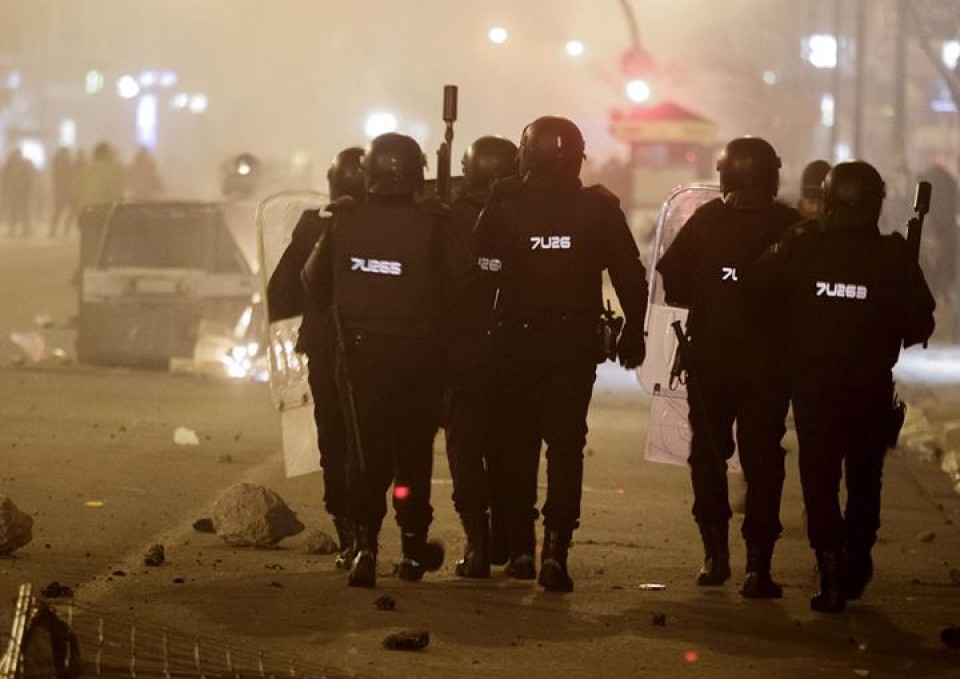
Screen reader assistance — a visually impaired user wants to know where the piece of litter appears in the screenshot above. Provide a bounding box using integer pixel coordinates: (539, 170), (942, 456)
(84, 500), (105, 509)
(640, 583), (667, 591)
(10, 331), (46, 362)
(374, 595), (396, 611)
(853, 669), (870, 677)
(192, 518), (215, 533)
(33, 314), (54, 328)
(173, 427), (201, 446)
(917, 531), (936, 543)
(383, 630), (429, 651)
(144, 544), (165, 567)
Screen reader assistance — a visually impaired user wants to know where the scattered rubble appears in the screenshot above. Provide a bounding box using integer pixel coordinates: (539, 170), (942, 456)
(40, 582), (74, 598)
(144, 544), (166, 566)
(0, 496), (34, 554)
(941, 626), (960, 649)
(374, 595), (396, 611)
(192, 518), (215, 533)
(305, 529), (338, 555)
(383, 630), (429, 651)
(173, 427), (201, 446)
(210, 483), (304, 548)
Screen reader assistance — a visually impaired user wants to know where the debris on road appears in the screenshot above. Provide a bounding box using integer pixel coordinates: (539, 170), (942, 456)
(84, 500), (105, 509)
(173, 427), (201, 446)
(305, 529), (338, 555)
(193, 518), (215, 533)
(40, 581), (74, 598)
(0, 495), (34, 554)
(33, 313), (54, 328)
(172, 577), (185, 584)
(639, 583), (667, 591)
(374, 595), (396, 611)
(383, 630), (429, 651)
(853, 669), (870, 677)
(651, 612), (667, 626)
(144, 544), (166, 566)
(941, 626), (960, 649)
(917, 531), (936, 543)
(210, 483), (304, 547)
(10, 331), (46, 362)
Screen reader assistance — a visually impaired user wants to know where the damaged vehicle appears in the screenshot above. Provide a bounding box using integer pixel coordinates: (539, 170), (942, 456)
(77, 201), (258, 369)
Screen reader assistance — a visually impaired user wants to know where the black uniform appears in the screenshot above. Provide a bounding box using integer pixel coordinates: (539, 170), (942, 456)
(474, 175), (648, 585)
(657, 198), (801, 546)
(266, 209), (347, 520)
(445, 188), (503, 520)
(745, 160), (935, 612)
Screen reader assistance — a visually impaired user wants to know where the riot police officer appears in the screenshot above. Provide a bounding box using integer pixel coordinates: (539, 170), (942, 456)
(266, 146), (364, 567)
(746, 161), (935, 612)
(657, 137), (802, 598)
(798, 160), (832, 219)
(474, 116), (648, 592)
(302, 133), (475, 588)
(446, 135), (518, 578)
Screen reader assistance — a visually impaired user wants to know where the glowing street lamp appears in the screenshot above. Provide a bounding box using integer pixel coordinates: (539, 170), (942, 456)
(803, 34), (838, 69)
(565, 40), (585, 57)
(488, 27), (508, 45)
(364, 111), (399, 138)
(117, 75), (140, 99)
(625, 78), (652, 103)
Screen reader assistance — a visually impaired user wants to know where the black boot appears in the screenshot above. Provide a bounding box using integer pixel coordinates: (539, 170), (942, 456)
(740, 541), (783, 599)
(844, 547), (873, 601)
(397, 531), (445, 582)
(811, 549), (846, 613)
(538, 528), (574, 593)
(504, 520), (536, 580)
(489, 507), (509, 566)
(696, 522), (731, 586)
(455, 512), (491, 578)
(333, 516), (355, 570)
(347, 524), (378, 588)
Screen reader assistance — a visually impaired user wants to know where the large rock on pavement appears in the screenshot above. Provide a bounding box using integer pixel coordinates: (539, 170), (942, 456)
(211, 484), (304, 548)
(0, 496), (34, 555)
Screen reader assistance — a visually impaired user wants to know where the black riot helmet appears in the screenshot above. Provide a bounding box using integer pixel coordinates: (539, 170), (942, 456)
(363, 133), (425, 197)
(716, 137), (781, 208)
(518, 116), (585, 182)
(327, 147), (365, 201)
(462, 136), (518, 190)
(801, 159), (832, 200)
(822, 161), (886, 230)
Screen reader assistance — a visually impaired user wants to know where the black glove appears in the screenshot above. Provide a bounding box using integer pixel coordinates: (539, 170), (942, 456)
(617, 323), (645, 369)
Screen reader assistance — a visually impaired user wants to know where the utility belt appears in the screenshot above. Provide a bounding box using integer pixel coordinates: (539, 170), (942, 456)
(497, 303), (623, 364)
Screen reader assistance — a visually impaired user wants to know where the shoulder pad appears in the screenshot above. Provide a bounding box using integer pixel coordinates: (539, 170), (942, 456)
(325, 195), (357, 213)
(583, 184), (621, 207)
(490, 175), (523, 196)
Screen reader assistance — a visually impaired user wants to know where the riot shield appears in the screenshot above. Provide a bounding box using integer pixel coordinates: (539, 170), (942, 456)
(256, 191), (328, 478)
(638, 184), (741, 472)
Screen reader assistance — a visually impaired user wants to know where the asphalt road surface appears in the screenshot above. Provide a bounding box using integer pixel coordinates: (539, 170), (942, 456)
(1, 235), (959, 679)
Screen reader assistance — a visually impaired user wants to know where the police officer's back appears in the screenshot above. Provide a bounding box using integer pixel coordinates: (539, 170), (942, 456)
(746, 161), (935, 612)
(656, 137), (801, 599)
(303, 132), (473, 589)
(474, 116), (647, 593)
(445, 135), (518, 579)
(266, 146), (364, 566)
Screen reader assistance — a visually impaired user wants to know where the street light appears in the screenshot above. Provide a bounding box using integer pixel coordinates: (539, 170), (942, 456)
(566, 40), (585, 57)
(625, 78), (652, 103)
(117, 75), (140, 99)
(364, 111), (398, 138)
(488, 27), (508, 44)
(803, 34), (838, 69)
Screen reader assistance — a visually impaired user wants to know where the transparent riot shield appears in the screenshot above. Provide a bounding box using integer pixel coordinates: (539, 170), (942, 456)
(256, 191), (328, 478)
(637, 184), (741, 472)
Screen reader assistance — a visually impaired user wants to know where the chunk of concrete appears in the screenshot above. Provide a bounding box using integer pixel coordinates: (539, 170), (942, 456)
(211, 484), (304, 548)
(0, 496), (33, 555)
